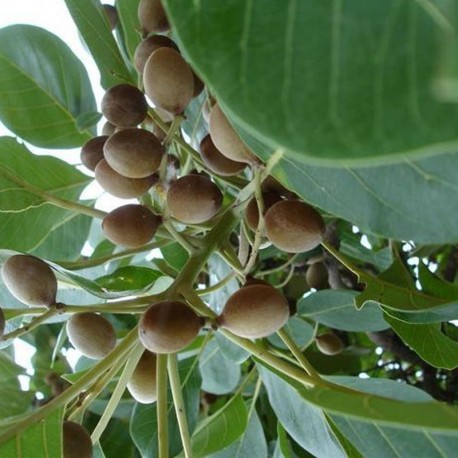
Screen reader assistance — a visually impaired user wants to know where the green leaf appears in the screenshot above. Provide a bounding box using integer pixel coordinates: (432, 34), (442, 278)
(0, 353), (33, 419)
(214, 333), (250, 364)
(189, 394), (248, 457)
(161, 242), (189, 272)
(0, 138), (92, 253)
(0, 407), (63, 457)
(199, 339), (241, 395)
(130, 357), (201, 458)
(259, 366), (346, 458)
(31, 212), (92, 261)
(209, 408), (267, 458)
(95, 266), (163, 293)
(268, 317), (315, 350)
(0, 25), (96, 148)
(165, 0), (458, 165)
(116, 0), (142, 63)
(273, 422), (296, 458)
(418, 262), (458, 301)
(64, 0), (134, 88)
(385, 313), (458, 369)
(298, 290), (389, 332)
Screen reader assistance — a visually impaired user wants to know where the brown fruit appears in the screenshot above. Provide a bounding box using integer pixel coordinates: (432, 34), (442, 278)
(143, 47), (194, 115)
(1, 255), (57, 307)
(95, 159), (157, 199)
(306, 262), (329, 290)
(134, 34), (179, 74)
(138, 0), (169, 34)
(102, 204), (161, 248)
(67, 312), (116, 360)
(166, 174), (223, 224)
(0, 307), (5, 339)
(245, 191), (283, 232)
(127, 350), (157, 404)
(101, 121), (116, 136)
(200, 134), (245, 177)
(80, 135), (108, 171)
(102, 4), (118, 30)
(261, 176), (296, 199)
(209, 104), (257, 164)
(264, 200), (325, 253)
(63, 421), (93, 458)
(316, 333), (344, 356)
(218, 284), (289, 338)
(101, 84), (148, 128)
(104, 128), (164, 179)
(139, 301), (202, 354)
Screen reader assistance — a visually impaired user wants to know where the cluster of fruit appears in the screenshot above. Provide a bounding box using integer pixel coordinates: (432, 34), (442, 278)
(0, 1), (343, 455)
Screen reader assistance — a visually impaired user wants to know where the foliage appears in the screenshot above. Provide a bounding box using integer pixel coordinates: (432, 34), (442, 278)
(0, 1), (457, 457)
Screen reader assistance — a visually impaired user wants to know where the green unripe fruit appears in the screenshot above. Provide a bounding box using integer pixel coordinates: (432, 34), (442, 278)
(143, 47), (194, 115)
(102, 204), (161, 248)
(284, 274), (310, 300)
(0, 307), (5, 340)
(134, 34), (179, 74)
(95, 159), (157, 199)
(127, 350), (157, 404)
(63, 421), (93, 458)
(306, 262), (329, 290)
(101, 84), (148, 128)
(138, 0), (169, 34)
(316, 332), (344, 356)
(218, 284), (289, 338)
(1, 255), (57, 307)
(166, 174), (223, 224)
(245, 191), (283, 232)
(209, 104), (257, 164)
(139, 301), (203, 354)
(264, 200), (325, 253)
(199, 134), (245, 177)
(104, 128), (164, 179)
(80, 135), (108, 172)
(67, 312), (116, 360)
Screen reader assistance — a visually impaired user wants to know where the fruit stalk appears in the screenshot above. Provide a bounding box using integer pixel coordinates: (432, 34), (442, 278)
(168, 353), (192, 458)
(157, 354), (169, 458)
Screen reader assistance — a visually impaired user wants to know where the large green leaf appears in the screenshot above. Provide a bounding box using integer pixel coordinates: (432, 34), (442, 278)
(0, 137), (92, 253)
(0, 407), (63, 457)
(299, 290), (388, 332)
(165, 0), (458, 165)
(259, 367), (346, 458)
(385, 314), (458, 369)
(64, 0), (134, 88)
(117, 0), (142, 63)
(238, 125), (458, 244)
(0, 25), (97, 148)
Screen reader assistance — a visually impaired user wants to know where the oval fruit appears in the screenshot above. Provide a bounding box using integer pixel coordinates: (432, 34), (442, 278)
(95, 159), (157, 199)
(139, 301), (202, 354)
(264, 200), (325, 253)
(63, 421), (93, 458)
(316, 333), (344, 356)
(218, 284), (289, 338)
(143, 47), (194, 115)
(101, 84), (148, 128)
(306, 262), (329, 290)
(104, 128), (164, 179)
(245, 191), (283, 232)
(102, 204), (161, 248)
(200, 134), (245, 177)
(166, 174), (223, 224)
(101, 121), (116, 136)
(66, 312), (116, 360)
(102, 4), (118, 30)
(209, 104), (257, 164)
(1, 255), (57, 307)
(80, 136), (107, 171)
(127, 350), (157, 404)
(134, 34), (179, 74)
(138, 0), (169, 34)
